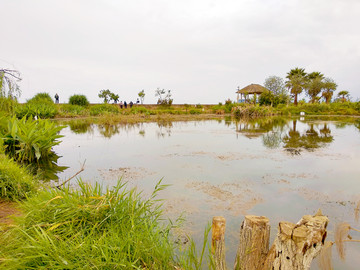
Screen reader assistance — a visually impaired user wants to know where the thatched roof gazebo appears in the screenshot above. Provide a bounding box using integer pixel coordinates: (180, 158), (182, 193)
(236, 84), (269, 103)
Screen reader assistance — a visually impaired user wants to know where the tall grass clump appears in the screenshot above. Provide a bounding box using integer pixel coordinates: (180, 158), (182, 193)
(0, 149), (38, 200)
(58, 104), (88, 117)
(15, 92), (57, 119)
(0, 179), (188, 269)
(90, 104), (120, 116)
(69, 94), (89, 106)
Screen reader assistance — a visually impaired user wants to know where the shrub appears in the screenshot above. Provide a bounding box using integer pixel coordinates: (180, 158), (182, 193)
(190, 109), (201, 114)
(27, 92), (54, 104)
(16, 92), (57, 119)
(89, 104), (120, 116)
(1, 117), (65, 164)
(58, 104), (87, 116)
(69, 94), (89, 106)
(15, 103), (57, 119)
(0, 179), (185, 269)
(130, 106), (149, 114)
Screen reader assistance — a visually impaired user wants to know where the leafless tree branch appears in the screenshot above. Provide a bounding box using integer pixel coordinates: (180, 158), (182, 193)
(55, 160), (86, 189)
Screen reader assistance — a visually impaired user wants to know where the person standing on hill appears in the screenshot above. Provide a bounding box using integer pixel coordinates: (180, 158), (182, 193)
(124, 101), (127, 108)
(54, 93), (59, 104)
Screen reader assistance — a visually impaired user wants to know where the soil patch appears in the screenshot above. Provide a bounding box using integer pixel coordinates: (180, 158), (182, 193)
(186, 181), (263, 216)
(0, 200), (21, 225)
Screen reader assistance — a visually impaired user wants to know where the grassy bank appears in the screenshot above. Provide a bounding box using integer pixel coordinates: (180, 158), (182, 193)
(0, 179), (211, 269)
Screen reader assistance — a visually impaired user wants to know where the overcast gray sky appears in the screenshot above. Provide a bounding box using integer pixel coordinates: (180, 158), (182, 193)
(1, 0), (359, 104)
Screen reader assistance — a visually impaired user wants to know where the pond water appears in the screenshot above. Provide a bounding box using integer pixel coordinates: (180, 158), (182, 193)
(54, 116), (360, 269)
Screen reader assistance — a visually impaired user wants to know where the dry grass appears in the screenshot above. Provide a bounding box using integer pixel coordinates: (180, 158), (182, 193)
(334, 223), (351, 260)
(318, 241), (333, 270)
(355, 200), (360, 222)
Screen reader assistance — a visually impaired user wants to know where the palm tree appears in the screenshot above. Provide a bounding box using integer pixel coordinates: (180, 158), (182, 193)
(322, 78), (337, 103)
(337, 90), (350, 102)
(306, 72), (324, 103)
(285, 68), (307, 105)
(307, 72), (324, 80)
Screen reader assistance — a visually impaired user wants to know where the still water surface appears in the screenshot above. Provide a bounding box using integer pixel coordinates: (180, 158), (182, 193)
(55, 116), (360, 269)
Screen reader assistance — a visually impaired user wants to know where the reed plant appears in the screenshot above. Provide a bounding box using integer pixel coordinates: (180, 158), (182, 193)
(0, 179), (189, 269)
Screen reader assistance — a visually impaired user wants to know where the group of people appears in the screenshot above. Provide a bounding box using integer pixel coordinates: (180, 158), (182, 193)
(53, 94), (141, 107)
(119, 98), (140, 109)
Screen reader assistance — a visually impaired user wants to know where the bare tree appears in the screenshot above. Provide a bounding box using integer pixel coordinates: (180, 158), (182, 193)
(0, 69), (22, 98)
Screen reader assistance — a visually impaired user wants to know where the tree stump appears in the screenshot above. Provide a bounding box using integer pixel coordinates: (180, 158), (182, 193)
(212, 216), (226, 270)
(263, 211), (329, 270)
(234, 215), (270, 270)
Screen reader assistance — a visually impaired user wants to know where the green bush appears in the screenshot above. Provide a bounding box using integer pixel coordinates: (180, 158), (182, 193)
(27, 92), (54, 104)
(190, 109), (201, 114)
(15, 103), (57, 119)
(0, 179), (186, 269)
(58, 104), (87, 116)
(130, 106), (149, 114)
(1, 117), (65, 163)
(0, 152), (38, 200)
(89, 104), (120, 116)
(16, 92), (57, 119)
(69, 94), (89, 106)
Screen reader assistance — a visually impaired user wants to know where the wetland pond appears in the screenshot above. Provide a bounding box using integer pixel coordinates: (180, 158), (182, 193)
(54, 116), (360, 269)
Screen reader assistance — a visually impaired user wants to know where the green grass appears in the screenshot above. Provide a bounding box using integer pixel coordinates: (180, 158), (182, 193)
(277, 102), (360, 116)
(0, 179), (195, 269)
(0, 151), (39, 201)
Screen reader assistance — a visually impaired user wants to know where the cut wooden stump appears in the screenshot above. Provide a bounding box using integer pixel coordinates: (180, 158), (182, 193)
(263, 210), (329, 270)
(234, 215), (270, 270)
(212, 216), (226, 270)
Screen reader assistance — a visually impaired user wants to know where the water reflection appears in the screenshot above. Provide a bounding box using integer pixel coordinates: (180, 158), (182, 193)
(68, 119), (94, 134)
(28, 153), (68, 181)
(61, 117), (345, 155)
(282, 121), (333, 154)
(156, 121), (172, 138)
(234, 117), (334, 154)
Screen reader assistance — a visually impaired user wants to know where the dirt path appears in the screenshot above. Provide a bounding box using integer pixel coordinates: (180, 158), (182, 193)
(0, 200), (21, 225)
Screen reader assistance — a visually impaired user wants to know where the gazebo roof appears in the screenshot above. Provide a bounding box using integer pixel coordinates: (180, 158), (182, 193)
(236, 84), (269, 94)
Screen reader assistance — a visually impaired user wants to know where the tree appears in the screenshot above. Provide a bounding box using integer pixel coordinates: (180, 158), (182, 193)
(155, 88), (173, 105)
(138, 90), (145, 104)
(285, 68), (307, 105)
(322, 78), (337, 103)
(263, 76), (289, 106)
(307, 71), (324, 80)
(0, 69), (22, 98)
(337, 90), (350, 102)
(110, 93), (119, 103)
(306, 76), (324, 103)
(98, 89), (112, 103)
(264, 76), (287, 96)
